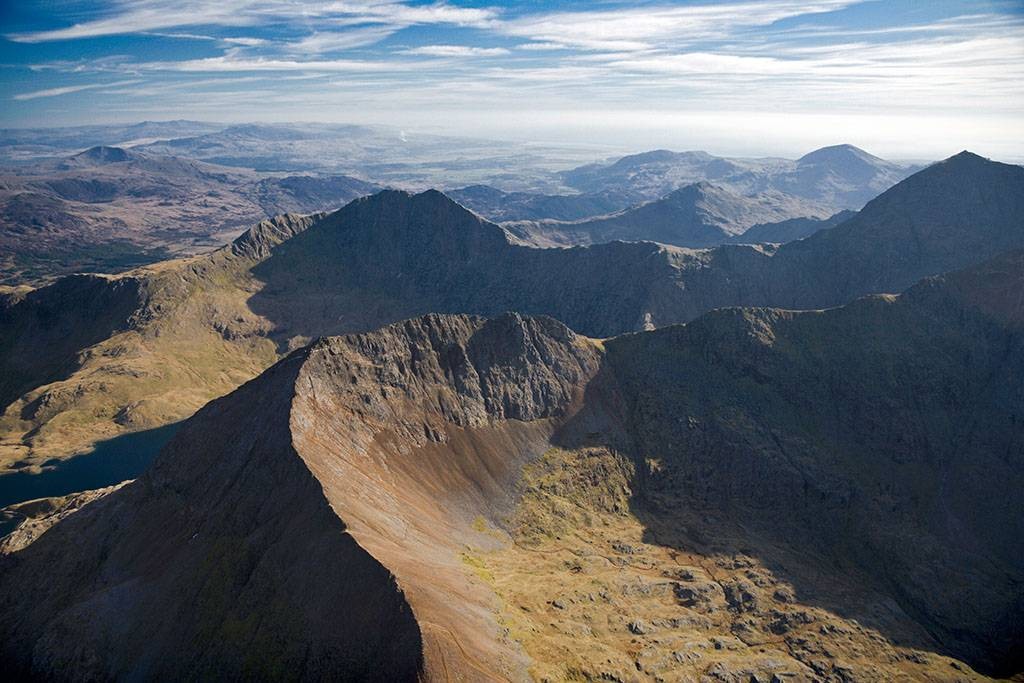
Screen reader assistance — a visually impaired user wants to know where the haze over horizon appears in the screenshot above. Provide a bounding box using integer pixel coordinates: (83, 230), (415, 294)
(2, 0), (1023, 160)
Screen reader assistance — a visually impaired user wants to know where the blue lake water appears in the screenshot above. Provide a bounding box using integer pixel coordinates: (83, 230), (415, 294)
(0, 422), (181, 512)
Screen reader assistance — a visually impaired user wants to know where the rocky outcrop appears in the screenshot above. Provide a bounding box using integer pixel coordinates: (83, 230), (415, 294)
(0, 482), (126, 554)
(229, 211), (323, 261)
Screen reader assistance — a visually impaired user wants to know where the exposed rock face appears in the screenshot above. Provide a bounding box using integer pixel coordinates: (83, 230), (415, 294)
(504, 182), (832, 248)
(2, 253), (1022, 678)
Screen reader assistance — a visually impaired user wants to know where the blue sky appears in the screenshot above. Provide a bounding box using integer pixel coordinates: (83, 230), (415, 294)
(1, 0), (1022, 158)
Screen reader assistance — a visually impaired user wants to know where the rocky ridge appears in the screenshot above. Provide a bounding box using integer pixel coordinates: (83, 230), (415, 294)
(1, 152), (1020, 478)
(2, 250), (1022, 678)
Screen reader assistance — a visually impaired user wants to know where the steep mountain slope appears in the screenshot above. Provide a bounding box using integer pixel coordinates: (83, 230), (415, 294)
(765, 151), (1024, 305)
(2, 252), (1021, 679)
(0, 192), (692, 474)
(0, 146), (379, 284)
(504, 182), (832, 248)
(0, 152), (1019, 478)
(562, 144), (918, 211)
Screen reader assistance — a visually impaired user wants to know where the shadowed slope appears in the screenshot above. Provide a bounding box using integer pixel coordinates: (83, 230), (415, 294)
(601, 250), (1024, 675)
(0, 350), (423, 680)
(0, 313), (602, 681)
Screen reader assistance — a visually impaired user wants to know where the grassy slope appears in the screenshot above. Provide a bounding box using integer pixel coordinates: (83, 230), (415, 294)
(0, 232), (290, 472)
(474, 447), (989, 681)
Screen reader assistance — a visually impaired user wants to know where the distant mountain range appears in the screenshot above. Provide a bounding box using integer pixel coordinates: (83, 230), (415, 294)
(1, 151), (1020, 479)
(1, 126), (924, 283)
(561, 143), (920, 210)
(0, 145), (380, 284)
(447, 184), (630, 222)
(502, 181), (841, 248)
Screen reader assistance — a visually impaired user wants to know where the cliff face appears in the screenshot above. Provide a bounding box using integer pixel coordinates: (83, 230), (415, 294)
(2, 253), (1022, 679)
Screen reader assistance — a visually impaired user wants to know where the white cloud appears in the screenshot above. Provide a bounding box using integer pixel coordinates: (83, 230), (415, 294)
(400, 45), (509, 57)
(515, 42), (570, 51)
(223, 37), (268, 47)
(498, 1), (861, 51)
(13, 79), (141, 100)
(8, 1), (500, 43)
(150, 53), (423, 72)
(287, 27), (398, 53)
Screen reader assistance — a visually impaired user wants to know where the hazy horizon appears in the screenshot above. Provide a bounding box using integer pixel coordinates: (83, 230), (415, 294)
(2, 1), (1022, 161)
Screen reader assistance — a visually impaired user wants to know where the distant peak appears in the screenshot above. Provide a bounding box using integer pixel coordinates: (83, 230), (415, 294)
(944, 150), (988, 164)
(667, 181), (724, 198)
(609, 149), (680, 167)
(916, 150), (1010, 179)
(72, 145), (132, 163)
(798, 144), (882, 165)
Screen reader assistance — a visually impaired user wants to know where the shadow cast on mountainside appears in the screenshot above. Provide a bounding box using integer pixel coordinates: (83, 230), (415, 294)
(0, 275), (143, 413)
(547, 361), (1021, 679)
(0, 422), (182, 509)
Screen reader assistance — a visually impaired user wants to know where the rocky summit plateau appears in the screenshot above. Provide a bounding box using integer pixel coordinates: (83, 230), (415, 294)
(0, 120), (1022, 683)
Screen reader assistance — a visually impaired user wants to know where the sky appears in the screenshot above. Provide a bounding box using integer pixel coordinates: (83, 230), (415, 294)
(1, 0), (1022, 159)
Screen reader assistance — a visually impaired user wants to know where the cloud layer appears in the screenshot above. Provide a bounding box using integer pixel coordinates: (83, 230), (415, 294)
(3, 0), (1023, 158)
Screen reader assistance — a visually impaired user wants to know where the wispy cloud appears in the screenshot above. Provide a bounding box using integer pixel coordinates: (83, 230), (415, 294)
(12, 79), (141, 100)
(400, 45), (509, 57)
(7, 1), (500, 43)
(498, 1), (861, 51)
(286, 27), (399, 53)
(4, 0), (1023, 158)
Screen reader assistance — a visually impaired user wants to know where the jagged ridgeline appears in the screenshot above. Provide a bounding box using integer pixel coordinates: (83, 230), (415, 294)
(2, 250), (1022, 679)
(1, 152), (1022, 478)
